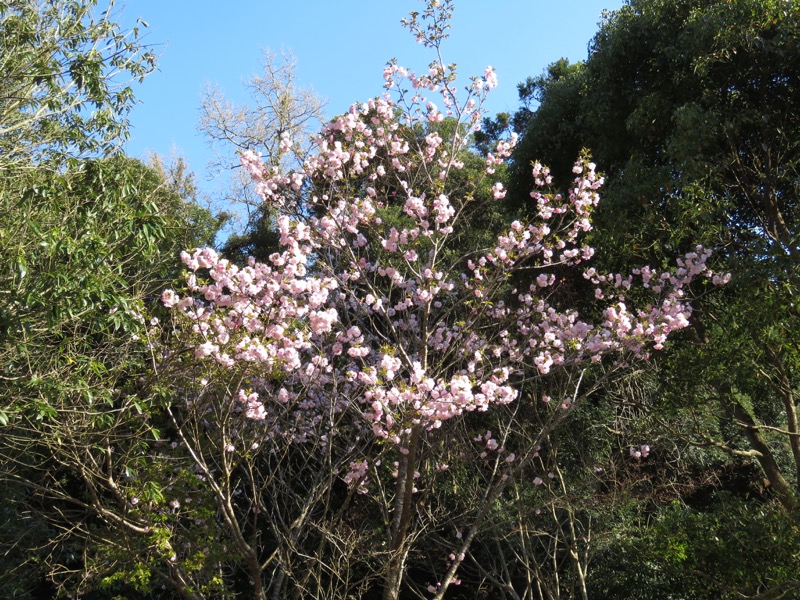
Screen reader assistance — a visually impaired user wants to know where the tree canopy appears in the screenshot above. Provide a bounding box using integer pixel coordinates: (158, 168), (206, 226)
(503, 0), (800, 596)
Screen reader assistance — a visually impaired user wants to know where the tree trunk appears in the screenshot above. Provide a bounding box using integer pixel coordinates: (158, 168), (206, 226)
(383, 426), (421, 600)
(728, 398), (797, 510)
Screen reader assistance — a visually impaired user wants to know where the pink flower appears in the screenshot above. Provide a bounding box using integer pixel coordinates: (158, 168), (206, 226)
(492, 182), (506, 199)
(195, 342), (217, 358)
(483, 65), (498, 90)
(161, 289), (178, 308)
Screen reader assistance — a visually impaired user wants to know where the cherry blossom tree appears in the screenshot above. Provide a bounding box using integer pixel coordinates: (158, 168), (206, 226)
(160, 2), (723, 597)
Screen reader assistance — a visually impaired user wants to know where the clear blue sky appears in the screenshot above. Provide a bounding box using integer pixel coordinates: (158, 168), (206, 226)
(119, 1), (624, 199)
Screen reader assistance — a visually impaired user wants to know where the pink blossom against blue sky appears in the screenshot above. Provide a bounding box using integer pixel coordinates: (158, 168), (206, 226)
(119, 0), (623, 195)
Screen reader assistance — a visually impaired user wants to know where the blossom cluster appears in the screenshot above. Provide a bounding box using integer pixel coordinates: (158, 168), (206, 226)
(163, 37), (721, 491)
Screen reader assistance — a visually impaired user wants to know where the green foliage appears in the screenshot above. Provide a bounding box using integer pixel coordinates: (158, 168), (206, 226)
(505, 59), (589, 203)
(0, 154), (219, 596)
(511, 0), (800, 260)
(0, 0), (155, 168)
(0, 155), (211, 411)
(503, 0), (800, 596)
(590, 495), (800, 599)
(221, 201), (281, 263)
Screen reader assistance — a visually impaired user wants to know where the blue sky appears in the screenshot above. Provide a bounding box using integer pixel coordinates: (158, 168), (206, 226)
(120, 0), (623, 199)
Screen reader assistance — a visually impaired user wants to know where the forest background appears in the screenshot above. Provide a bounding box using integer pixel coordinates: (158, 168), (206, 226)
(1, 0), (799, 599)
